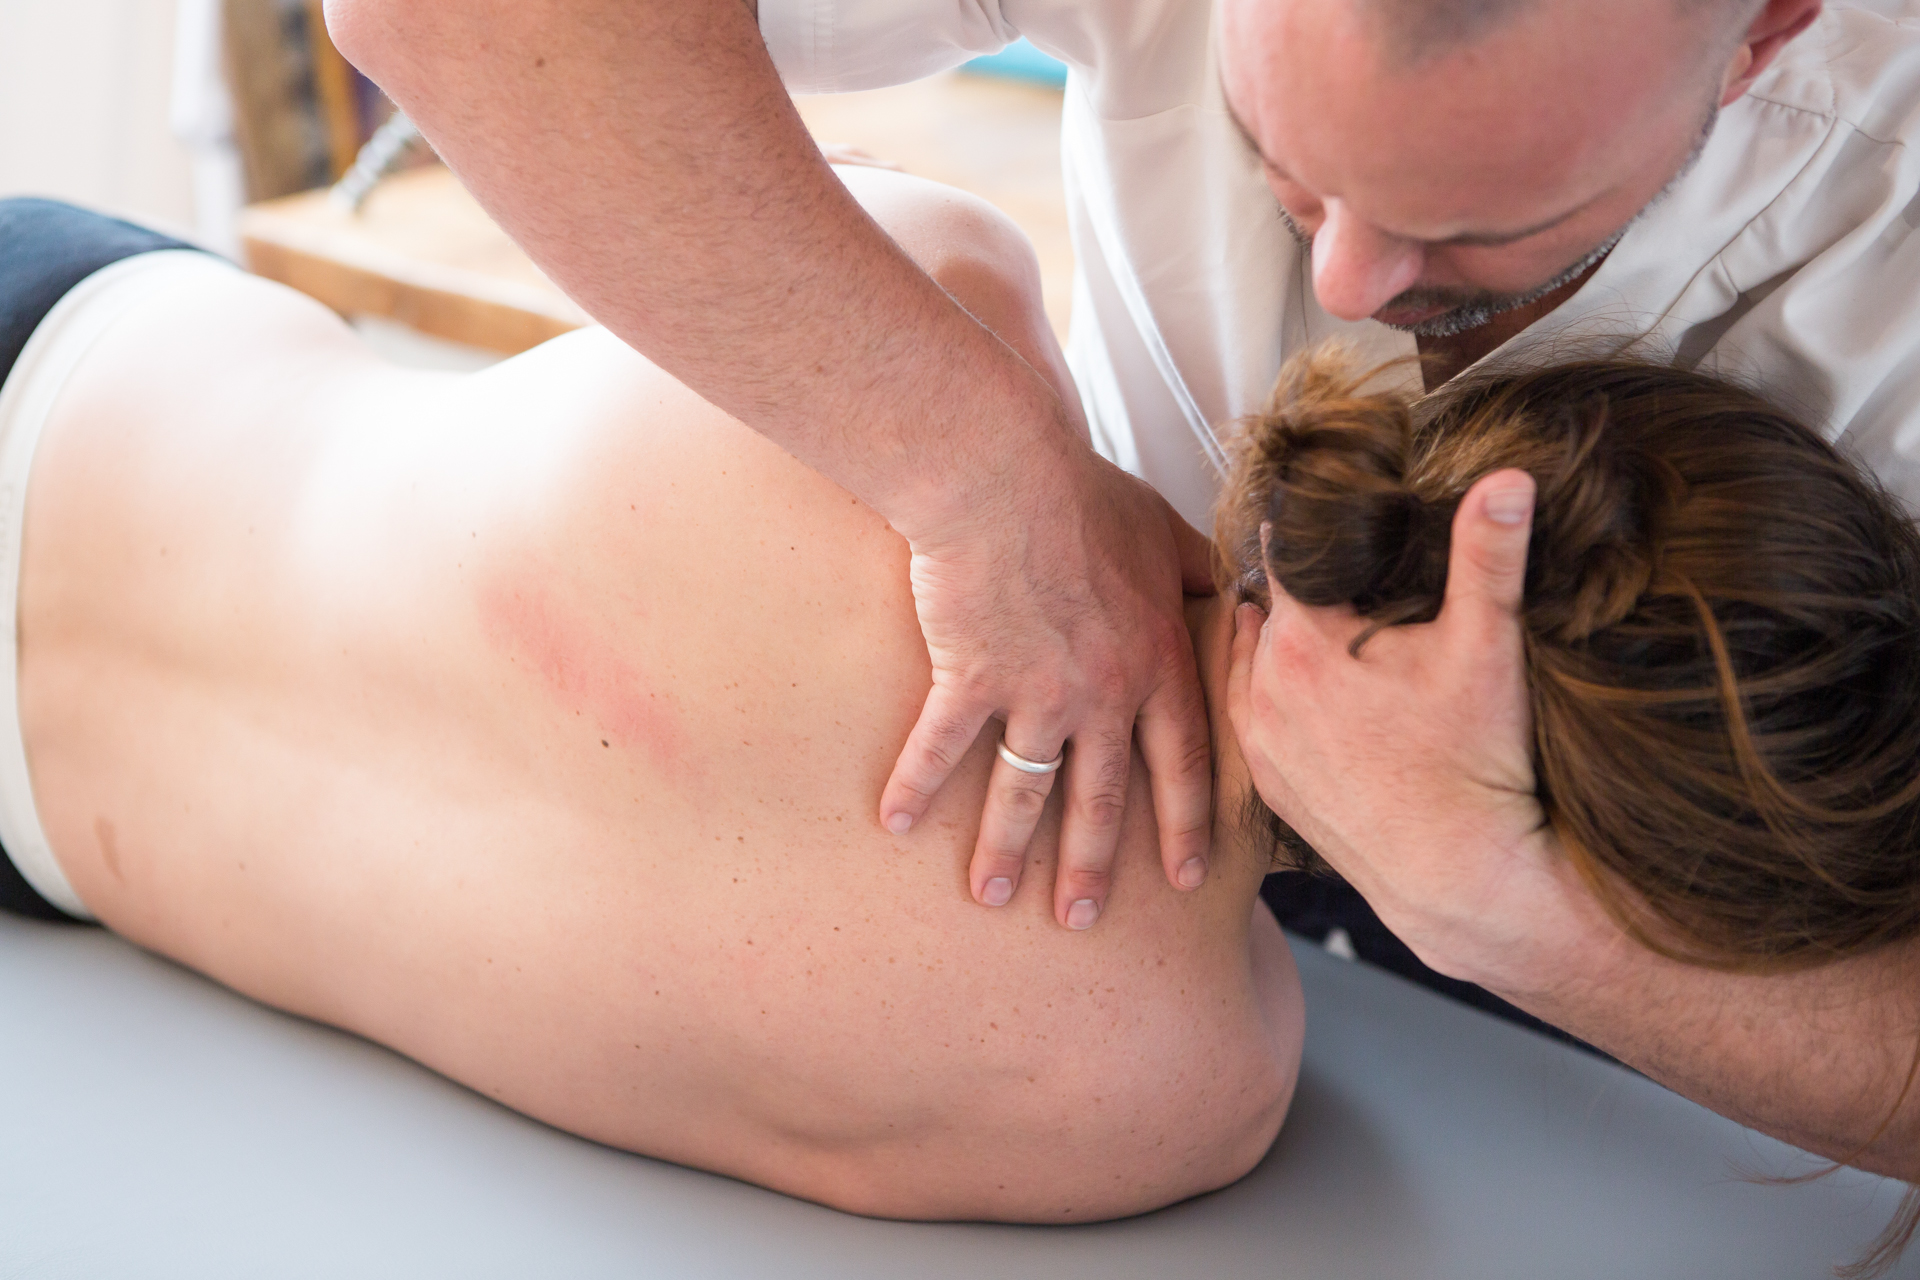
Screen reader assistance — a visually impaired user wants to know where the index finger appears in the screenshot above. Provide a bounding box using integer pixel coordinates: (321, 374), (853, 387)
(881, 683), (994, 835)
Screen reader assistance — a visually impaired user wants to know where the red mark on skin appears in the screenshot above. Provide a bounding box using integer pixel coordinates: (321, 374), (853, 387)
(476, 574), (688, 777)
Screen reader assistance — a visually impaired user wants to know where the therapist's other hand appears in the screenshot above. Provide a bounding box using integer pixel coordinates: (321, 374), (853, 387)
(1227, 470), (1571, 983)
(881, 444), (1216, 930)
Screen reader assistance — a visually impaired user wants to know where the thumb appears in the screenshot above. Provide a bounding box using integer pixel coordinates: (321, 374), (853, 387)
(1440, 469), (1534, 649)
(1172, 514), (1217, 596)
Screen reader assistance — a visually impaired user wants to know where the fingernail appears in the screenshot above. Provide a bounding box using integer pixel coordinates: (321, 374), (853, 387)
(982, 877), (1013, 907)
(886, 812), (912, 836)
(1484, 487), (1533, 525)
(1066, 898), (1100, 931)
(1178, 857), (1207, 889)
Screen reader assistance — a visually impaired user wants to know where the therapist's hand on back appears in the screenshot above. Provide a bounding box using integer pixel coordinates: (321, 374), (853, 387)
(328, 0), (1215, 931)
(884, 445), (1217, 932)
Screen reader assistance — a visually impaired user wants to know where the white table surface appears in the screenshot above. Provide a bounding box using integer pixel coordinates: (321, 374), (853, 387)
(2, 914), (1910, 1279)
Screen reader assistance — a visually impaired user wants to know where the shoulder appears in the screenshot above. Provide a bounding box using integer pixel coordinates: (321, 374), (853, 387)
(1743, 2), (1920, 142)
(1651, 1), (1920, 293)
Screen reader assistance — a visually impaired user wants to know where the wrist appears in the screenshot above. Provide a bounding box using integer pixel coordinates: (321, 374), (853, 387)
(1376, 829), (1623, 1001)
(870, 393), (1088, 550)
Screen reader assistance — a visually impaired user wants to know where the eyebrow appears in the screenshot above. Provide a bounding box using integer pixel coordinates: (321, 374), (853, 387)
(1223, 99), (1594, 249)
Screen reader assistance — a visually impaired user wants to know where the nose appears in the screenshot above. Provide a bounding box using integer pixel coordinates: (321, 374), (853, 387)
(1310, 201), (1425, 322)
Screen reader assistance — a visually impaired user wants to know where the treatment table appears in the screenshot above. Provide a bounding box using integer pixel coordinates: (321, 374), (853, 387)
(3, 914), (1912, 1279)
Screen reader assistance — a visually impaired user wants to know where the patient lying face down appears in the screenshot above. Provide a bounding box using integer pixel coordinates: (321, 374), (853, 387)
(14, 173), (1302, 1224)
(16, 171), (1918, 1228)
(1217, 349), (1920, 972)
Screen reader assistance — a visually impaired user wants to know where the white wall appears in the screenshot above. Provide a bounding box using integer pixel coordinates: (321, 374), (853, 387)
(0, 0), (197, 233)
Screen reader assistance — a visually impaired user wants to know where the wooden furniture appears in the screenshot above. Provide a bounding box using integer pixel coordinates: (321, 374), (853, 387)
(240, 166), (592, 355)
(239, 72), (1072, 355)
(223, 0), (376, 201)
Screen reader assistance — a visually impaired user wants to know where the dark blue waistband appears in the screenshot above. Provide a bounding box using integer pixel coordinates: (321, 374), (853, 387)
(0, 197), (206, 396)
(0, 198), (202, 923)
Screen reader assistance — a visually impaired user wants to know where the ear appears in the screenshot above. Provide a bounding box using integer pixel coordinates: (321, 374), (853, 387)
(1719, 0), (1823, 106)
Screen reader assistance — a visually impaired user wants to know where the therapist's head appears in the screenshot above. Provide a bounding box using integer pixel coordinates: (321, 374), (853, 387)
(1216, 0), (1823, 333)
(1216, 349), (1920, 971)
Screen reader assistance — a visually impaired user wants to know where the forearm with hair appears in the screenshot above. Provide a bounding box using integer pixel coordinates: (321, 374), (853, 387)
(322, 0), (1077, 535)
(1491, 920), (1920, 1181)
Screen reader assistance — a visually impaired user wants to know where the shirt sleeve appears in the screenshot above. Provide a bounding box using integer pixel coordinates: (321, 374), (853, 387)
(759, 0), (1020, 93)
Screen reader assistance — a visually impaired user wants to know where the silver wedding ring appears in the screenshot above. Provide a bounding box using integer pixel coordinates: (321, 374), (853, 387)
(997, 738), (1065, 775)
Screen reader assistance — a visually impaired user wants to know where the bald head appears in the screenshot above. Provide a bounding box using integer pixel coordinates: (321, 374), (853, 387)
(1216, 0), (1818, 330)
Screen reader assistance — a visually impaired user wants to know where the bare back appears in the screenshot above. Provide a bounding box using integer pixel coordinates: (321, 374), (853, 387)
(17, 262), (1299, 1220)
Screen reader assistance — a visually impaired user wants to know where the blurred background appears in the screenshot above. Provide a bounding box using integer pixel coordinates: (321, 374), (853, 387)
(0, 0), (1073, 367)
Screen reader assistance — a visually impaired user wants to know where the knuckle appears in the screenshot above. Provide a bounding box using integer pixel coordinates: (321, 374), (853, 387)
(911, 740), (965, 777)
(949, 668), (1006, 707)
(1088, 661), (1135, 707)
(888, 778), (936, 806)
(975, 836), (1030, 866)
(1087, 731), (1134, 783)
(925, 710), (980, 749)
(1165, 803), (1212, 839)
(1157, 732), (1213, 782)
(1073, 788), (1128, 831)
(913, 724), (979, 774)
(993, 779), (1052, 823)
(1151, 669), (1207, 722)
(974, 839), (1030, 868)
(1148, 618), (1193, 668)
(1059, 864), (1112, 895)
(1022, 681), (1074, 726)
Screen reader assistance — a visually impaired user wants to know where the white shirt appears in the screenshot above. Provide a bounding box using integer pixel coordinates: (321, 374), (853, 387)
(762, 0), (1920, 529)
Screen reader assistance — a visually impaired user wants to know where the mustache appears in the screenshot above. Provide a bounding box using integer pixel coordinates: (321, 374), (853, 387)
(1379, 284), (1505, 313)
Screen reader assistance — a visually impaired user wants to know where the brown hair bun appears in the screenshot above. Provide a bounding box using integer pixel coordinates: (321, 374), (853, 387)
(1217, 345), (1920, 972)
